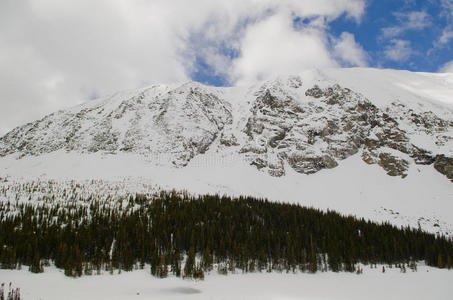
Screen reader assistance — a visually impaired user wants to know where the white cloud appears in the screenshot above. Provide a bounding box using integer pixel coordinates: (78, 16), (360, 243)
(230, 14), (337, 85)
(439, 26), (453, 44)
(0, 0), (366, 135)
(332, 32), (369, 67)
(0, 0), (190, 134)
(401, 10), (431, 28)
(384, 39), (414, 62)
(280, 0), (365, 22)
(381, 11), (431, 39)
(439, 60), (453, 73)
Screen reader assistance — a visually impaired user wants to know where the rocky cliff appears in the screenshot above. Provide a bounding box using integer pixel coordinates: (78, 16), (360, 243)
(1, 69), (452, 181)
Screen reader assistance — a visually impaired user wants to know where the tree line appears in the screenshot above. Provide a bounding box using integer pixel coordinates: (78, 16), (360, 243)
(0, 191), (452, 278)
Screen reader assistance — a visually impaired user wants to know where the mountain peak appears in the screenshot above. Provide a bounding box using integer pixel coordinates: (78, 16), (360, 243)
(0, 68), (452, 181)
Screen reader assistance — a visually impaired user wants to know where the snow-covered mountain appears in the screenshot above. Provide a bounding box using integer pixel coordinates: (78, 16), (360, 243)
(1, 67), (453, 235)
(1, 68), (453, 180)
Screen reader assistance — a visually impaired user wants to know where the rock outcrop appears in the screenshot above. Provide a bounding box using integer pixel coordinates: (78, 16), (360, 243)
(1, 75), (452, 181)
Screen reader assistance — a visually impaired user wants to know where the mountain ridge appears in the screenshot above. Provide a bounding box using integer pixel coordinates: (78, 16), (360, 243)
(1, 68), (452, 181)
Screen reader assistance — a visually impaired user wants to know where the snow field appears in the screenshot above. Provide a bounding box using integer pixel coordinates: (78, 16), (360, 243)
(1, 263), (452, 300)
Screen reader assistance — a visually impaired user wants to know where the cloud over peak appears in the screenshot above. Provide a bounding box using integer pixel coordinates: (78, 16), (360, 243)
(4, 0), (453, 135)
(0, 0), (368, 134)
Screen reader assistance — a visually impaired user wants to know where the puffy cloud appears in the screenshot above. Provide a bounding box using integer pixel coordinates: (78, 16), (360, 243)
(184, 0), (366, 83)
(230, 14), (337, 85)
(0, 0), (366, 134)
(384, 39), (414, 62)
(332, 32), (369, 67)
(0, 0), (189, 134)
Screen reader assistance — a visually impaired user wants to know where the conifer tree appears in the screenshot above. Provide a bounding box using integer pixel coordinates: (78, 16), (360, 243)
(184, 246), (195, 278)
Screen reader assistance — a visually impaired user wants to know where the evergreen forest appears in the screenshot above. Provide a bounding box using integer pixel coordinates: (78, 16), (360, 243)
(0, 191), (452, 278)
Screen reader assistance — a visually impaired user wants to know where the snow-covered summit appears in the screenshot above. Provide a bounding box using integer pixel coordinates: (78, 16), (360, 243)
(1, 68), (452, 181)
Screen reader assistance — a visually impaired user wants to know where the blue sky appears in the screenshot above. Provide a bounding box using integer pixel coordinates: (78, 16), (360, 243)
(0, 0), (453, 134)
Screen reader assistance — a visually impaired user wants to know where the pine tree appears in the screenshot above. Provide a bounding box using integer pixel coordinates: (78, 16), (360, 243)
(184, 246), (195, 278)
(157, 254), (168, 278)
(29, 251), (43, 273)
(437, 253), (444, 268)
(309, 252), (317, 273)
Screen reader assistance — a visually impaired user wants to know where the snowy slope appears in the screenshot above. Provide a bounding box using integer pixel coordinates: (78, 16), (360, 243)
(0, 67), (453, 235)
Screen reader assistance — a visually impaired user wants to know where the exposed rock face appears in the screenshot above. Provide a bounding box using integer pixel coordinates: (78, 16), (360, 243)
(0, 76), (452, 181)
(219, 133), (239, 147)
(434, 155), (453, 182)
(239, 82), (422, 177)
(377, 153), (409, 178)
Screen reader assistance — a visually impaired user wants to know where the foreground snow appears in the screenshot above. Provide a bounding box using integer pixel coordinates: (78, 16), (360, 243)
(1, 264), (452, 300)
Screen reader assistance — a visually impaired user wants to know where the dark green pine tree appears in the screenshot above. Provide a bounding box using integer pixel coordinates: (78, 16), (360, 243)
(184, 246), (195, 278)
(29, 250), (43, 273)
